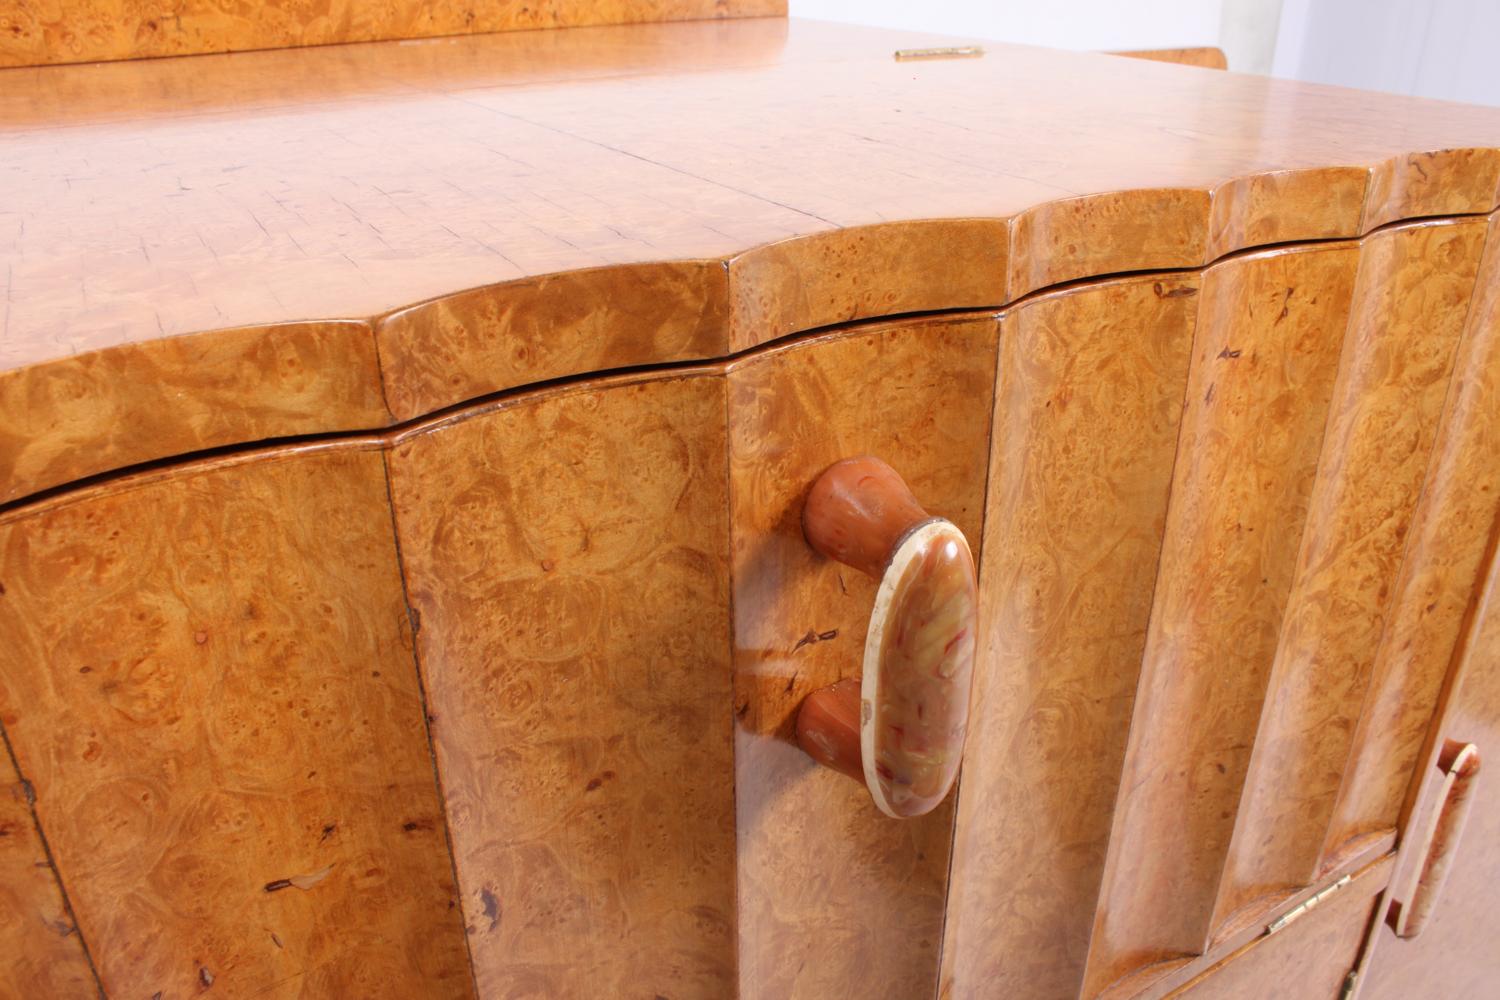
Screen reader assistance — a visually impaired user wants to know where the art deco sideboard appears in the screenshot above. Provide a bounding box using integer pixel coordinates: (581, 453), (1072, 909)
(2, 4), (1499, 998)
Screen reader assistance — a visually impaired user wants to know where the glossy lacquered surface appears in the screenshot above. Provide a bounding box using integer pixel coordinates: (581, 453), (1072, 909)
(3, 17), (1500, 500)
(798, 457), (979, 819)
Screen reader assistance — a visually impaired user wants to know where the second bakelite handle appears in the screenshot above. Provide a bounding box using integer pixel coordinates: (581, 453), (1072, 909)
(795, 457), (979, 819)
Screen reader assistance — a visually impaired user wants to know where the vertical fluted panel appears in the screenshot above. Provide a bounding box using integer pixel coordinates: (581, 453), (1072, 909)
(727, 316), (998, 1000)
(1081, 243), (1359, 998)
(1323, 211), (1500, 865)
(1211, 218), (1487, 934)
(938, 274), (1198, 1000)
(387, 375), (737, 998)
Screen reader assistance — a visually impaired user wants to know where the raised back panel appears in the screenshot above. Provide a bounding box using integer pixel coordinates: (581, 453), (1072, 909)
(0, 0), (786, 68)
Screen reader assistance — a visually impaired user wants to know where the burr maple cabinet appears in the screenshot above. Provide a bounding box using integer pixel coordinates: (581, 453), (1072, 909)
(4, 7), (1500, 1000)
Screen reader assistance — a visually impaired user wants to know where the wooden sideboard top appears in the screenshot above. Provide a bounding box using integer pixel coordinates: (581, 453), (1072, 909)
(2, 16), (1499, 502)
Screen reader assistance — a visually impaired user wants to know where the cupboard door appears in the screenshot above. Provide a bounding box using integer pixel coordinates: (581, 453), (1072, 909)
(728, 314), (999, 1000)
(1357, 214), (1500, 1000)
(386, 373), (738, 998)
(0, 443), (472, 997)
(940, 273), (1200, 1000)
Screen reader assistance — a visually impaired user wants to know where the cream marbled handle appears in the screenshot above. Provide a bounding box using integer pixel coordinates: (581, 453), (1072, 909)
(795, 457), (979, 819)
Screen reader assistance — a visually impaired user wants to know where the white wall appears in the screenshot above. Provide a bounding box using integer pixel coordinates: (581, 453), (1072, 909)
(1274, 0), (1500, 106)
(787, 0), (1223, 53)
(790, 0), (1499, 106)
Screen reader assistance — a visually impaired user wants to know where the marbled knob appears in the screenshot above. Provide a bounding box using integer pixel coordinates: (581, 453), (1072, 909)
(796, 457), (979, 819)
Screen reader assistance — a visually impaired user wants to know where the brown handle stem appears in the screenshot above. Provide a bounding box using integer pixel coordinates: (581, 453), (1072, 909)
(795, 457), (979, 819)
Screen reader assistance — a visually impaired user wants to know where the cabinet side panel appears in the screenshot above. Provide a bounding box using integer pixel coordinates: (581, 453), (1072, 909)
(1082, 244), (1360, 996)
(1324, 210), (1500, 863)
(938, 275), (1199, 1000)
(1213, 218), (1487, 932)
(0, 445), (473, 998)
(387, 374), (736, 998)
(727, 316), (998, 1000)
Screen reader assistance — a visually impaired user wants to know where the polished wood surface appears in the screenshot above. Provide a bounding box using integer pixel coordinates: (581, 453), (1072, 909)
(0, 760), (98, 997)
(1212, 217), (1485, 932)
(5, 16), (1500, 998)
(4, 17), (1500, 501)
(0, 0), (784, 67)
(1168, 856), (1392, 1000)
(1083, 239), (1361, 997)
(0, 442), (474, 997)
(1360, 547), (1500, 999)
(798, 457), (979, 818)
(1387, 740), (1481, 939)
(1111, 47), (1229, 70)
(940, 272), (1199, 1000)
(1323, 210), (1500, 868)
(387, 372), (736, 998)
(727, 315), (997, 998)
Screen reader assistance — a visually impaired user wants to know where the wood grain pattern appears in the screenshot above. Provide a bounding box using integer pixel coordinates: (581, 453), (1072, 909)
(938, 273), (1200, 1000)
(3, 18), (1500, 500)
(0, 0), (786, 67)
(726, 315), (997, 1000)
(0, 319), (389, 503)
(1360, 550), (1500, 1000)
(1323, 210), (1500, 867)
(376, 261), (728, 421)
(1082, 242), (1360, 997)
(1110, 47), (1229, 70)
(386, 372), (737, 998)
(1167, 857), (1392, 1000)
(0, 760), (98, 998)
(1211, 218), (1487, 936)
(0, 442), (474, 998)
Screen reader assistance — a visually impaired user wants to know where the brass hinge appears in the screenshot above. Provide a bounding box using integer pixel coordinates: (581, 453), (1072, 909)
(1266, 874), (1352, 935)
(893, 46), (985, 62)
(1338, 969), (1359, 1000)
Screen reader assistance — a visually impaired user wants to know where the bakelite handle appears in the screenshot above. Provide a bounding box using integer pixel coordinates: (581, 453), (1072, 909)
(1388, 739), (1482, 938)
(795, 457), (979, 818)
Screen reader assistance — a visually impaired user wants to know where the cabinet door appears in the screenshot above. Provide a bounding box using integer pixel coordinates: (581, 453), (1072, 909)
(1356, 213), (1500, 1000)
(0, 443), (472, 997)
(387, 372), (739, 998)
(942, 215), (1493, 1000)
(729, 313), (999, 1000)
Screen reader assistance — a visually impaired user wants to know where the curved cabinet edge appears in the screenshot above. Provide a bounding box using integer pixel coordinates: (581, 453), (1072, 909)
(4, 177), (1499, 505)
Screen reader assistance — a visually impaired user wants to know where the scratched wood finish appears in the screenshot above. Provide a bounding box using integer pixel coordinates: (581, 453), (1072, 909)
(0, 0), (785, 67)
(1081, 241), (1361, 997)
(727, 315), (998, 999)
(1360, 551), (1500, 1000)
(4, 19), (1500, 501)
(938, 273), (1199, 1000)
(0, 443), (474, 998)
(386, 373), (737, 998)
(0, 761), (97, 997)
(1322, 211), (1500, 868)
(1210, 218), (1487, 935)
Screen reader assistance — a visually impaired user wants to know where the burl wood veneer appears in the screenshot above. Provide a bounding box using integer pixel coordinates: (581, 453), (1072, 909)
(0, 443), (474, 997)
(5, 18), (1500, 503)
(5, 12), (1500, 1000)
